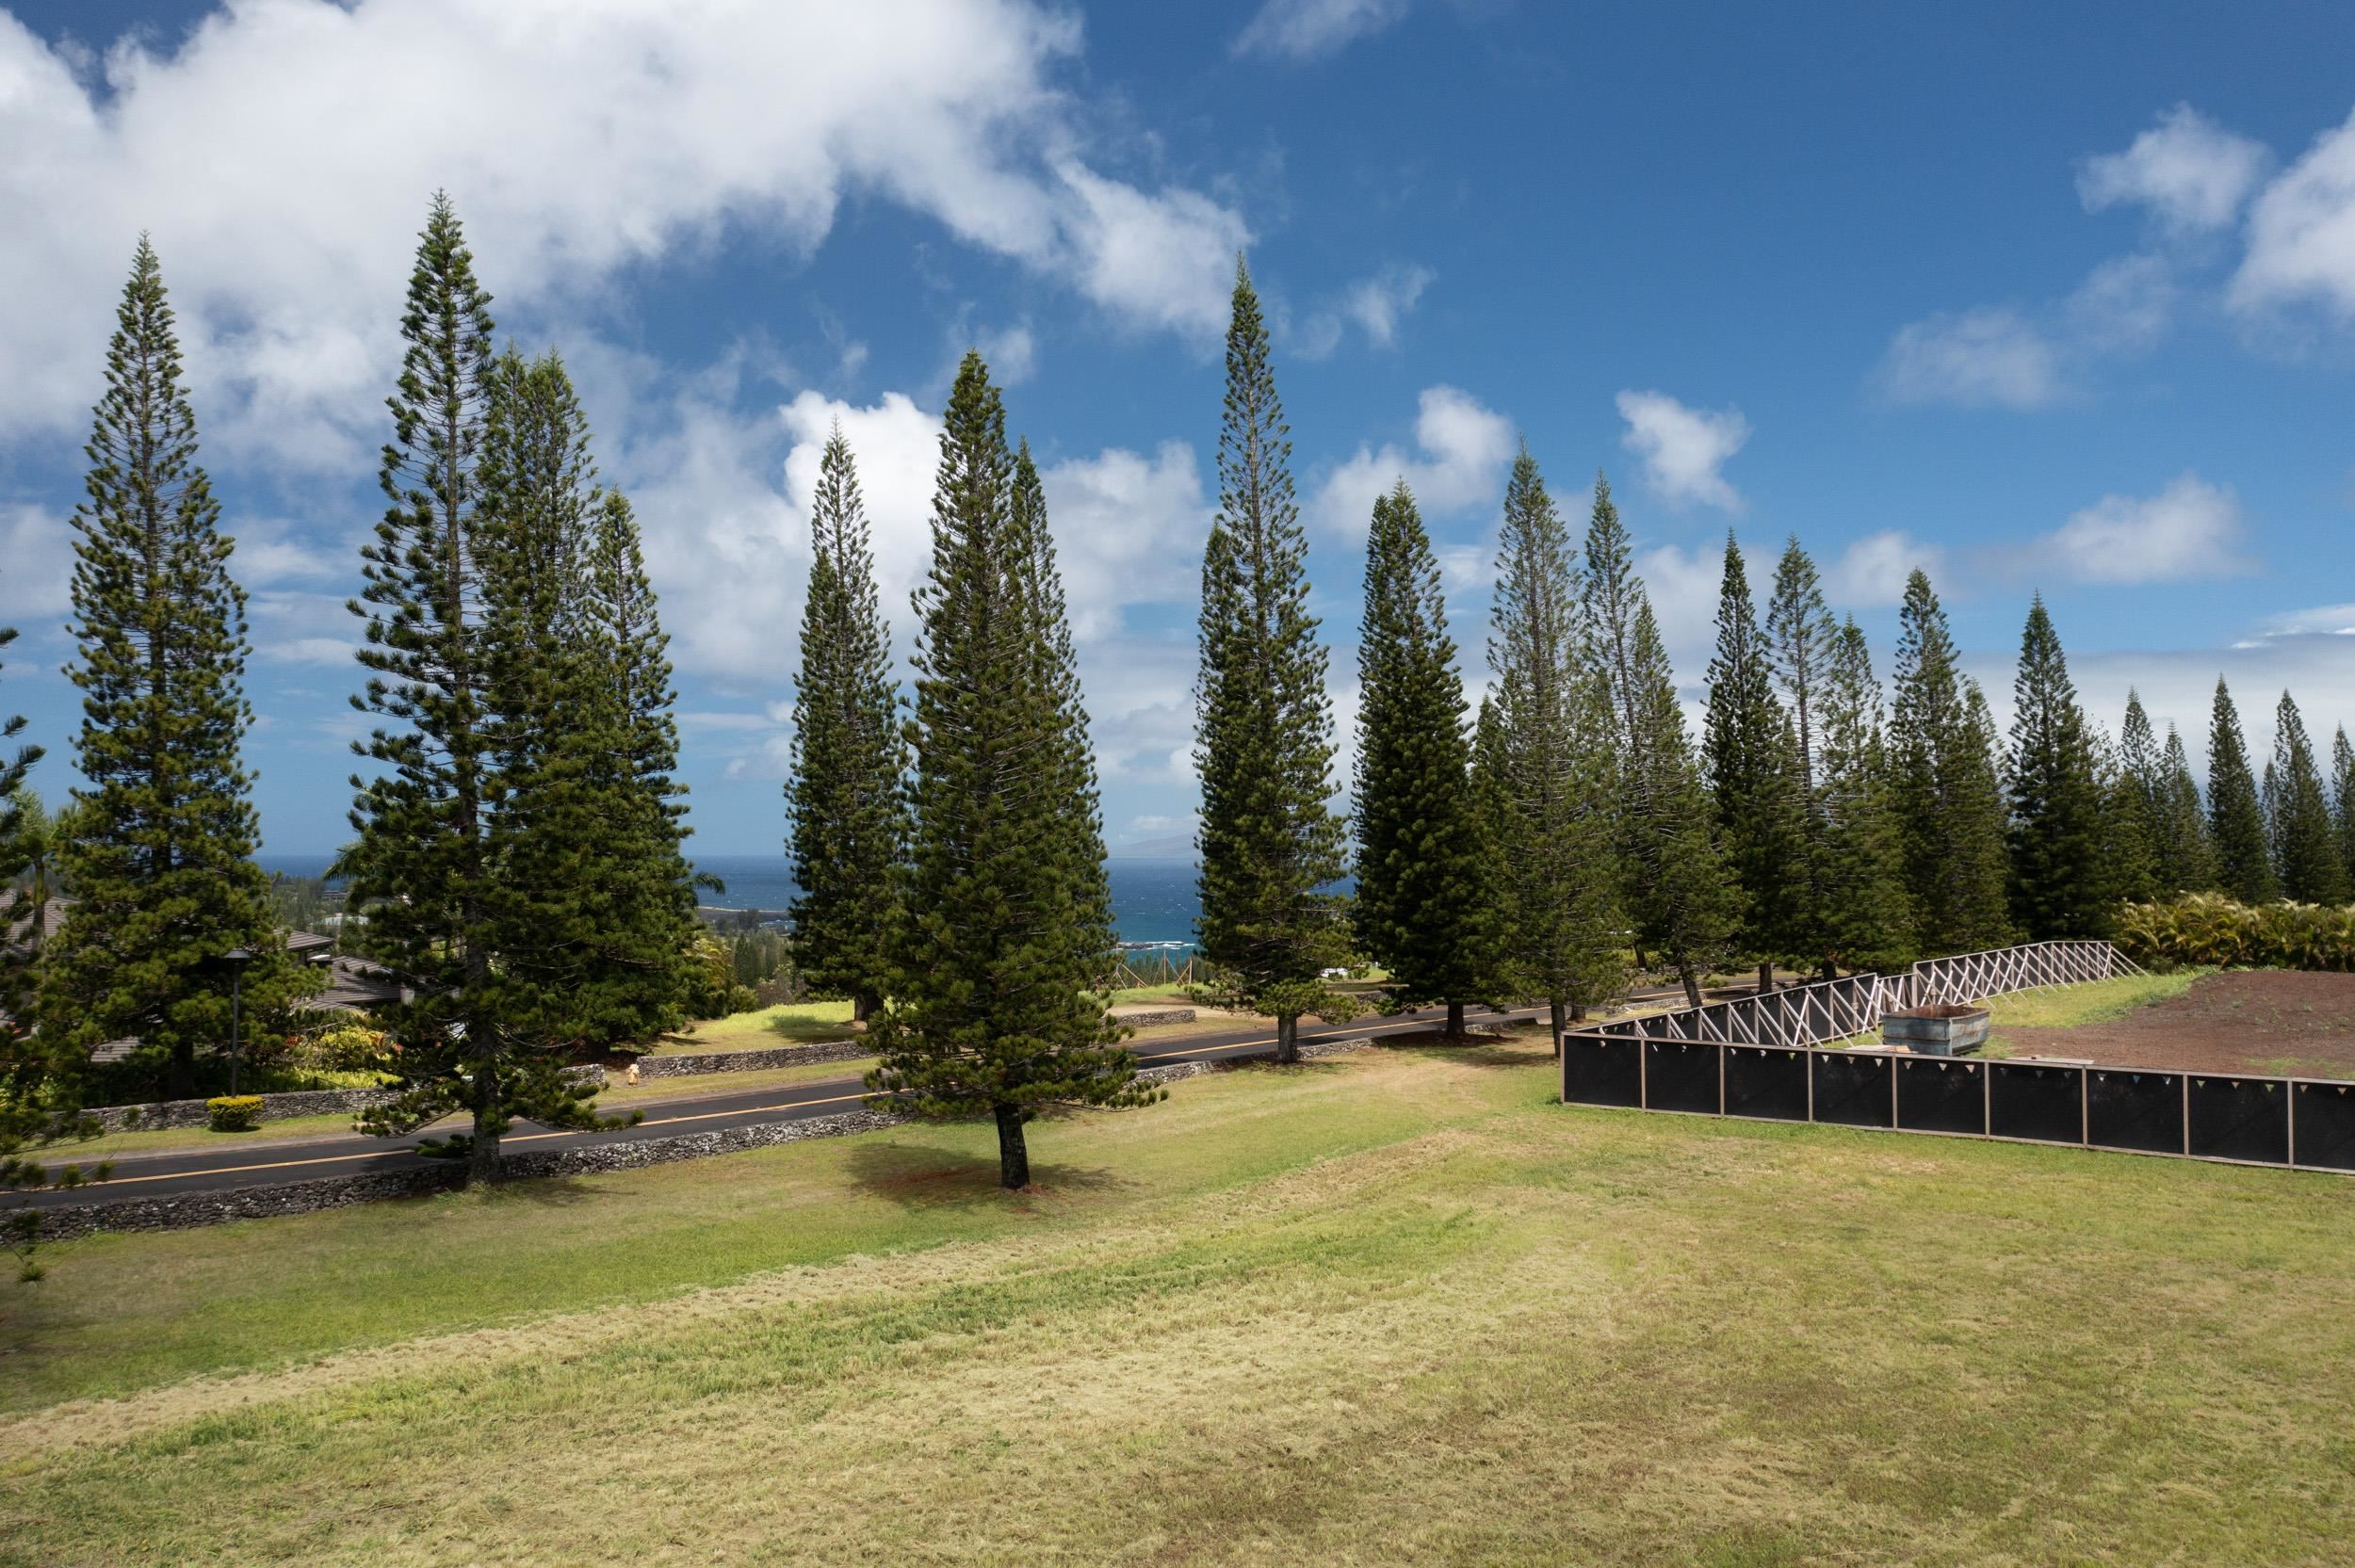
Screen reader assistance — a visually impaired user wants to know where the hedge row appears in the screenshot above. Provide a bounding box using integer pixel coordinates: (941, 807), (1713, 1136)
(2113, 894), (2355, 972)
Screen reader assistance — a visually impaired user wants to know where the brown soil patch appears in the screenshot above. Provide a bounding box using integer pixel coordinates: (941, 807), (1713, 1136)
(2007, 970), (2355, 1079)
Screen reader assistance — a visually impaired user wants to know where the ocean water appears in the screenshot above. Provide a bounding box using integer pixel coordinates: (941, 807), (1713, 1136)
(258, 852), (1211, 947)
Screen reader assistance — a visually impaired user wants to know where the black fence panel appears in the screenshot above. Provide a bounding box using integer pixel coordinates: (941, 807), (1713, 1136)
(2087, 1070), (2184, 1156)
(1724, 1046), (1809, 1122)
(2187, 1076), (2289, 1165)
(1895, 1058), (1984, 1135)
(1990, 1062), (2083, 1144)
(2292, 1082), (2355, 1172)
(1811, 1052), (1892, 1127)
(1562, 1037), (1642, 1107)
(1644, 1042), (1721, 1114)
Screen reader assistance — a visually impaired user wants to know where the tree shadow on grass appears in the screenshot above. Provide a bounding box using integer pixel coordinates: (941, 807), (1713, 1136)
(841, 1136), (1134, 1211)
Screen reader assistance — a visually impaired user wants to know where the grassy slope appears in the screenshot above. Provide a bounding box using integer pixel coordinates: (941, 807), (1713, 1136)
(4, 1033), (2352, 1565)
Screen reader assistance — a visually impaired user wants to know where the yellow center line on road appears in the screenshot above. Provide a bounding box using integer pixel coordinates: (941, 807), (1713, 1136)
(80, 1005), (1567, 1188)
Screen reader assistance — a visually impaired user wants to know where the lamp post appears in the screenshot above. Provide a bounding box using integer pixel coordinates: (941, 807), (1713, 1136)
(224, 947), (254, 1096)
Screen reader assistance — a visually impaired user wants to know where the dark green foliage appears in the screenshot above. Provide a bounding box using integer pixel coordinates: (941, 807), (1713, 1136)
(1705, 534), (1802, 968)
(1193, 261), (1354, 1059)
(342, 197), (625, 1186)
(2108, 693), (2166, 905)
(869, 353), (1156, 1190)
(2268, 692), (2348, 904)
(1582, 475), (1741, 1007)
(42, 238), (311, 1101)
(2334, 727), (2355, 894)
(2206, 678), (2276, 905)
(1889, 571), (2012, 953)
(2003, 597), (2112, 938)
(787, 426), (907, 1021)
(2153, 723), (2217, 896)
(1352, 481), (1497, 1031)
(478, 353), (701, 1053)
(1764, 538), (1840, 964)
(1484, 447), (1622, 1035)
(1814, 622), (1917, 971)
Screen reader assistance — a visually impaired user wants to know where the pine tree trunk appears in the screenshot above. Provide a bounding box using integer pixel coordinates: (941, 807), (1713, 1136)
(1677, 959), (1704, 1010)
(467, 1062), (501, 1188)
(853, 993), (873, 1026)
(1275, 1012), (1299, 1065)
(1446, 999), (1465, 1039)
(1549, 997), (1567, 1061)
(1818, 959), (1837, 984)
(993, 1102), (1030, 1189)
(1756, 962), (1773, 996)
(170, 1040), (195, 1101)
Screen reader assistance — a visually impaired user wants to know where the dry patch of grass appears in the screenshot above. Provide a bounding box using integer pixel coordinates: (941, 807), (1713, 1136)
(5, 1035), (2353, 1565)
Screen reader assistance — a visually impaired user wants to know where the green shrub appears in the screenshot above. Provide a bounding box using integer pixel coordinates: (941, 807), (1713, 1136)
(205, 1095), (264, 1133)
(294, 1023), (392, 1074)
(2114, 894), (2355, 972)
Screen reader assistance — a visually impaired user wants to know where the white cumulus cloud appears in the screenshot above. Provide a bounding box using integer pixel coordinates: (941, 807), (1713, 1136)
(2232, 105), (2355, 322)
(1309, 385), (1516, 538)
(1878, 307), (2064, 409)
(1826, 530), (1945, 607)
(2040, 473), (2252, 586)
(0, 1), (1248, 464)
(2078, 104), (2270, 234)
(1615, 390), (1750, 512)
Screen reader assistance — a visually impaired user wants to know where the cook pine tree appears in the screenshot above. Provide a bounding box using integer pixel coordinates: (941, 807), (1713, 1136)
(869, 351), (1156, 1189)
(2112, 692), (2170, 904)
(2153, 723), (2217, 896)
(2206, 677), (2276, 904)
(1484, 445), (1622, 1040)
(1583, 475), (1741, 1008)
(1193, 259), (1354, 1061)
(2003, 596), (2112, 938)
(343, 197), (623, 1186)
(2268, 691), (2348, 905)
(1764, 539), (1841, 970)
(43, 237), (309, 1099)
(1353, 481), (1497, 1035)
(2334, 726), (2355, 895)
(787, 425), (907, 1023)
(1812, 620), (1916, 971)
(1701, 533), (1799, 991)
(476, 349), (700, 1054)
(1889, 570), (2012, 953)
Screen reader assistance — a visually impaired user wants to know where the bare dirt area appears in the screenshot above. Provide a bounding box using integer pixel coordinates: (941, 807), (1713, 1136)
(2007, 970), (2355, 1079)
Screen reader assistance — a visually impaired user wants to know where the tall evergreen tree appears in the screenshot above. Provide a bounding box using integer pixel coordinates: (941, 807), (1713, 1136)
(475, 351), (700, 1052)
(1353, 481), (1496, 1034)
(2206, 677), (2276, 904)
(1702, 533), (1799, 985)
(1193, 260), (1352, 1060)
(787, 426), (907, 1022)
(869, 352), (1155, 1189)
(2003, 597), (2111, 937)
(2268, 691), (2348, 904)
(2334, 726), (2355, 897)
(1582, 476), (1741, 1007)
(43, 238), (308, 1098)
(343, 198), (619, 1186)
(2154, 724), (2217, 895)
(1814, 620), (1916, 971)
(1485, 446), (1622, 1040)
(1, 600), (69, 1207)
(2110, 692), (2167, 904)
(1889, 570), (2011, 952)
(1764, 539), (1841, 971)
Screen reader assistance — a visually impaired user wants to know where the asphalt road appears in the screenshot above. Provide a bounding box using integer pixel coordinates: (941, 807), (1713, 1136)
(23, 997), (1637, 1210)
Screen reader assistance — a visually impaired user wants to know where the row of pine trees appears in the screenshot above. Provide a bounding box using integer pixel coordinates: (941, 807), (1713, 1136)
(8, 217), (2354, 1195)
(0, 202), (707, 1189)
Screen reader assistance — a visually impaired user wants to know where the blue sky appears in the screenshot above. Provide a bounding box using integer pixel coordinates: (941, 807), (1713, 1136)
(2, 0), (2353, 856)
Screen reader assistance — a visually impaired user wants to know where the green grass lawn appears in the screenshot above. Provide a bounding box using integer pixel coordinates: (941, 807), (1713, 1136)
(655, 998), (860, 1052)
(4, 1029), (2351, 1564)
(1980, 968), (2204, 1028)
